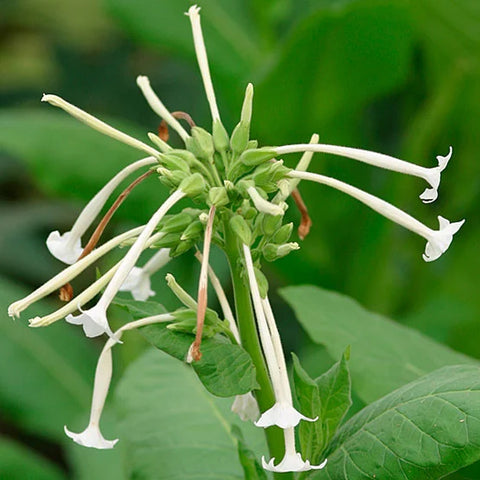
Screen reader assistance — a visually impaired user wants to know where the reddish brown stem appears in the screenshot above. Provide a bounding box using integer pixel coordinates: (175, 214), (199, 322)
(190, 205), (216, 362)
(292, 188), (312, 240)
(158, 111), (196, 142)
(59, 169), (155, 302)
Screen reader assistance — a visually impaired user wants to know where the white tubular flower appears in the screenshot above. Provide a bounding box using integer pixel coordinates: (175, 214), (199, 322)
(41, 94), (160, 158)
(243, 245), (314, 428)
(262, 428), (327, 473)
(289, 170), (464, 262)
(47, 157), (157, 264)
(186, 5), (221, 122)
(256, 298), (317, 428)
(196, 251), (260, 421)
(136, 76), (190, 142)
(275, 143), (453, 203)
(119, 248), (171, 301)
(65, 313), (174, 449)
(8, 226), (144, 319)
(65, 190), (185, 338)
(247, 187), (285, 216)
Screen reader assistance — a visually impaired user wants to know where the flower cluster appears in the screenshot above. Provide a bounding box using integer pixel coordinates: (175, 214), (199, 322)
(8, 5), (464, 473)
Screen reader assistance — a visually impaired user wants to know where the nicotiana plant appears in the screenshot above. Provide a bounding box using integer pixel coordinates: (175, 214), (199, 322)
(8, 5), (472, 479)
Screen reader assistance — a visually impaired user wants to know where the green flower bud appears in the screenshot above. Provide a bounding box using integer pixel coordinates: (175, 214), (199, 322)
(253, 160), (291, 184)
(246, 140), (258, 150)
(239, 148), (277, 166)
(253, 267), (269, 298)
(168, 308), (223, 338)
(208, 186), (229, 207)
(161, 153), (190, 173)
(272, 222), (293, 244)
(230, 121), (249, 155)
(180, 220), (203, 241)
(212, 119), (229, 153)
(262, 214), (283, 236)
(170, 239), (195, 257)
(229, 215), (252, 246)
(179, 173), (206, 197)
(263, 242), (300, 262)
(165, 274), (197, 309)
(240, 83), (254, 124)
(168, 149), (199, 166)
(186, 126), (215, 160)
(154, 232), (182, 248)
(160, 212), (193, 233)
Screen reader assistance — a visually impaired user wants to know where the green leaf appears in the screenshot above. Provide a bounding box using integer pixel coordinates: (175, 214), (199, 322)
(253, 0), (414, 143)
(231, 425), (267, 480)
(0, 276), (97, 440)
(293, 349), (352, 464)
(114, 297), (258, 397)
(310, 365), (480, 479)
(0, 109), (166, 224)
(0, 436), (66, 480)
(281, 285), (478, 403)
(115, 348), (266, 480)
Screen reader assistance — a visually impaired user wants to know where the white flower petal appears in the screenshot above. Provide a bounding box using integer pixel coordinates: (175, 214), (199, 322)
(119, 267), (155, 301)
(231, 392), (260, 422)
(262, 453), (327, 473)
(423, 216), (465, 262)
(46, 231), (83, 265)
(255, 402), (317, 429)
(64, 424), (118, 449)
(66, 305), (114, 339)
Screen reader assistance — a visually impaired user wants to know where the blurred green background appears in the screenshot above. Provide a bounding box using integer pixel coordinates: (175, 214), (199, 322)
(0, 0), (478, 478)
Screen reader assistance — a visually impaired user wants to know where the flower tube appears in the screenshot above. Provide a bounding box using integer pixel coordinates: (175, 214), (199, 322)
(65, 313), (174, 449)
(41, 94), (160, 158)
(8, 226), (144, 319)
(275, 143), (453, 203)
(289, 170), (464, 262)
(47, 157), (157, 264)
(65, 190), (185, 339)
(243, 244), (315, 428)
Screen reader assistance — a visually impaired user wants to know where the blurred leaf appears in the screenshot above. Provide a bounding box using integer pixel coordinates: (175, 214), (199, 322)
(115, 297), (258, 397)
(293, 350), (351, 464)
(116, 348), (265, 479)
(310, 365), (480, 480)
(253, 0), (414, 144)
(0, 276), (97, 440)
(231, 425), (267, 480)
(281, 285), (478, 403)
(0, 436), (66, 480)
(0, 109), (167, 224)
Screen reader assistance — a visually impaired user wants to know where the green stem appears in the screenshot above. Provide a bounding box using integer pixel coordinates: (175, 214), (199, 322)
(223, 215), (293, 480)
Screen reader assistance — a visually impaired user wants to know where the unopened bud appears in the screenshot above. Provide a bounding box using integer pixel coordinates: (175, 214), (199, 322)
(186, 126), (214, 160)
(212, 119), (229, 153)
(161, 153), (191, 173)
(181, 221), (203, 241)
(239, 148), (277, 167)
(154, 232), (182, 248)
(179, 173), (206, 197)
(230, 121), (249, 155)
(241, 83), (254, 124)
(247, 140), (258, 150)
(161, 212), (193, 233)
(262, 214), (283, 236)
(170, 239), (195, 257)
(208, 186), (229, 207)
(272, 223), (293, 244)
(230, 215), (252, 246)
(263, 242), (299, 262)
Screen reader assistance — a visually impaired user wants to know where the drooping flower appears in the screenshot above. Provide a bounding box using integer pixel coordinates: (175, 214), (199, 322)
(262, 428), (327, 473)
(119, 248), (171, 301)
(288, 169), (464, 262)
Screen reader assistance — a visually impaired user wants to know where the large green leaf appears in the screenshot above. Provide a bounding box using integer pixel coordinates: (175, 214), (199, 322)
(310, 365), (480, 480)
(293, 350), (352, 464)
(114, 297), (258, 397)
(0, 109), (166, 224)
(0, 436), (66, 480)
(0, 276), (97, 440)
(115, 348), (266, 480)
(281, 285), (478, 403)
